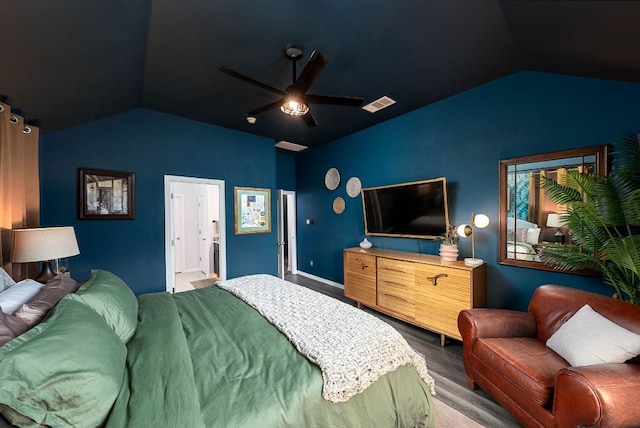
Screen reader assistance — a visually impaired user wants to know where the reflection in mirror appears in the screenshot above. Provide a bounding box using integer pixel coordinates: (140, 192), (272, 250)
(498, 145), (608, 272)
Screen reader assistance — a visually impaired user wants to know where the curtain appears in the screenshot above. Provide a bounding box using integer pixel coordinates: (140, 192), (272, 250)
(0, 101), (40, 280)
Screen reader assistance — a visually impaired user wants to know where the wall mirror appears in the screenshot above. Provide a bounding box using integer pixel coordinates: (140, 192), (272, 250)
(498, 145), (609, 272)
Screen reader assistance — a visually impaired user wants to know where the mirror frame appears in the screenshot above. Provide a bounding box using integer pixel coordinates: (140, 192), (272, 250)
(498, 145), (609, 272)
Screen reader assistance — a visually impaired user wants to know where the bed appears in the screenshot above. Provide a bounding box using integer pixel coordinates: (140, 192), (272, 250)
(505, 217), (542, 261)
(0, 270), (436, 427)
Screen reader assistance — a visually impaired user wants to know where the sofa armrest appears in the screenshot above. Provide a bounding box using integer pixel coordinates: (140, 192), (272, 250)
(458, 308), (537, 341)
(554, 363), (640, 428)
(458, 309), (537, 388)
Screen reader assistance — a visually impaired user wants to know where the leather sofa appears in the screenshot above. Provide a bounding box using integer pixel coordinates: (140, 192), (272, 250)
(458, 284), (640, 428)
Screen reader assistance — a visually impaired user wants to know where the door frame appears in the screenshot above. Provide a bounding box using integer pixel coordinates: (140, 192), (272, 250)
(277, 190), (297, 278)
(164, 175), (226, 293)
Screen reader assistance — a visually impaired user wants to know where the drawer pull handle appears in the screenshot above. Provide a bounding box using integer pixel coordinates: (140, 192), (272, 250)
(383, 293), (407, 303)
(426, 273), (448, 285)
(384, 281), (406, 288)
(355, 258), (368, 270)
(382, 267), (406, 274)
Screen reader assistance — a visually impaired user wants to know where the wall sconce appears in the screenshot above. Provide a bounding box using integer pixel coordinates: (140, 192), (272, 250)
(11, 226), (80, 283)
(546, 213), (565, 244)
(457, 213), (490, 266)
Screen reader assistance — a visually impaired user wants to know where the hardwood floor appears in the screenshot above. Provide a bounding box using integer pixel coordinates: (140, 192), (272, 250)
(285, 272), (521, 428)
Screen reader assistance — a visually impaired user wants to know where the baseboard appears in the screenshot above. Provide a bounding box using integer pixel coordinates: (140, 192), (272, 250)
(295, 271), (344, 290)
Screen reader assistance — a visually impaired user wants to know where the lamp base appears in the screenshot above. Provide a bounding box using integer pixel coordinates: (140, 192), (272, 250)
(464, 258), (484, 266)
(34, 260), (56, 284)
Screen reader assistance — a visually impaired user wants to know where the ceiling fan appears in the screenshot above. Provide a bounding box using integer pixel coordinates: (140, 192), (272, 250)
(220, 44), (364, 127)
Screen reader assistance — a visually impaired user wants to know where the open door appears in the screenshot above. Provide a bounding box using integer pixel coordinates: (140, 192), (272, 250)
(277, 190), (297, 279)
(165, 175), (226, 293)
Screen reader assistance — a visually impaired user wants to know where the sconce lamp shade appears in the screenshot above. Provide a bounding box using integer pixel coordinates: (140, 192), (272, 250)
(473, 214), (490, 229)
(11, 226), (80, 282)
(456, 213), (490, 266)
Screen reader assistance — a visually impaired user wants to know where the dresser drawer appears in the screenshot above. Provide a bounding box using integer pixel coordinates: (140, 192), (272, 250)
(344, 252), (376, 278)
(377, 258), (415, 318)
(344, 252), (377, 307)
(415, 264), (471, 339)
(415, 264), (471, 304)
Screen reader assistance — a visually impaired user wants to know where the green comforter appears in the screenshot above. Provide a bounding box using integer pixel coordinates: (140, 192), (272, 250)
(106, 286), (435, 428)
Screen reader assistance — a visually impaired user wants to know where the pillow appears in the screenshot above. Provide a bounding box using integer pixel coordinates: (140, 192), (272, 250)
(0, 268), (16, 292)
(69, 269), (138, 343)
(0, 279), (43, 314)
(0, 311), (30, 347)
(546, 304), (640, 366)
(0, 297), (126, 427)
(526, 228), (541, 245)
(12, 274), (81, 326)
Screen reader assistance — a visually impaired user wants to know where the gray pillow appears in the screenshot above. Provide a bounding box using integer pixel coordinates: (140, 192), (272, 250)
(0, 268), (15, 292)
(546, 304), (640, 366)
(12, 275), (80, 326)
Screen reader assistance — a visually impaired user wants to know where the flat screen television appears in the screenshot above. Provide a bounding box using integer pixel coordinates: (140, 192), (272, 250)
(361, 177), (449, 239)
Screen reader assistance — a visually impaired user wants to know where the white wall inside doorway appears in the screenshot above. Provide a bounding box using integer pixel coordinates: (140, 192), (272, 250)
(164, 175), (226, 293)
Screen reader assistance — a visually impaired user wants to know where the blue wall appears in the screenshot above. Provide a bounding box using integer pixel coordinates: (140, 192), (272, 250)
(40, 109), (278, 295)
(295, 71), (640, 310)
(276, 149), (297, 190)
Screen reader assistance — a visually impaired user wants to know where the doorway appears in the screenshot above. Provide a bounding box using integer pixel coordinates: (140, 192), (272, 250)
(164, 175), (226, 293)
(277, 190), (297, 278)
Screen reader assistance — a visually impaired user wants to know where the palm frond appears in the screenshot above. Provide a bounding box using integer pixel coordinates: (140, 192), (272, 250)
(538, 131), (640, 304)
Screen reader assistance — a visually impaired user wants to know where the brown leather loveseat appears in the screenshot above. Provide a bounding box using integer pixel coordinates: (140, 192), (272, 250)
(458, 284), (640, 428)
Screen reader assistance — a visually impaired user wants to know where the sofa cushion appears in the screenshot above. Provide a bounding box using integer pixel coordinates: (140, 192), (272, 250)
(475, 337), (569, 408)
(546, 304), (640, 367)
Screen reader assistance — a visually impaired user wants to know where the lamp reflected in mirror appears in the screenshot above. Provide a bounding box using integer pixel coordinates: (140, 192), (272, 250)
(457, 213), (490, 266)
(546, 213), (565, 244)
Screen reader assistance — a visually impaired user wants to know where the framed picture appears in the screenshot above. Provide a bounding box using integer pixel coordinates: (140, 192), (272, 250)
(78, 168), (135, 220)
(234, 186), (271, 234)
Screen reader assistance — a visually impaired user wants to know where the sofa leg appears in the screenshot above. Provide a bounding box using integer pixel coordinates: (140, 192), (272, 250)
(466, 376), (477, 390)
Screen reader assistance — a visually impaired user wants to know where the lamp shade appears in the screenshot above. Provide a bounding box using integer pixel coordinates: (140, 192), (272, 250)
(11, 226), (80, 263)
(473, 214), (490, 229)
(546, 214), (563, 228)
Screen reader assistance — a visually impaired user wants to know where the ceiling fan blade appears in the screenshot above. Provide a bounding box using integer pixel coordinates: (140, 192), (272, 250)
(220, 66), (284, 96)
(307, 94), (364, 107)
(292, 50), (329, 94)
(302, 111), (318, 127)
(247, 100), (283, 116)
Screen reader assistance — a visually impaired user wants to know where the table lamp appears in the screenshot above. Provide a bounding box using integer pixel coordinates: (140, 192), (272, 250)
(546, 213), (565, 244)
(11, 226), (80, 283)
(457, 213), (490, 266)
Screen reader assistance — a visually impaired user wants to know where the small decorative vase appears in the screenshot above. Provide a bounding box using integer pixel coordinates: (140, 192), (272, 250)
(439, 244), (458, 262)
(359, 238), (373, 249)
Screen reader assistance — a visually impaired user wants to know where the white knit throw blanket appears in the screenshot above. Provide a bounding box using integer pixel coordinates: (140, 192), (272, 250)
(216, 274), (436, 403)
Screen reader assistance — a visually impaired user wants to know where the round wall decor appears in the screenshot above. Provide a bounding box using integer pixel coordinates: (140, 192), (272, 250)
(324, 168), (340, 190)
(346, 177), (362, 198)
(332, 197), (346, 214)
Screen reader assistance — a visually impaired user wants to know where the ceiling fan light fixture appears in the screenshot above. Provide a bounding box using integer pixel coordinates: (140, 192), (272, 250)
(280, 98), (309, 116)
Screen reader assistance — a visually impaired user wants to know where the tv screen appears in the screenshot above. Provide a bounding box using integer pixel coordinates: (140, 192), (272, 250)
(362, 177), (449, 239)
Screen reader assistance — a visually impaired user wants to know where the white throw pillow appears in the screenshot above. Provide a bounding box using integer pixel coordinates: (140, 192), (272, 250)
(546, 304), (640, 366)
(526, 228), (541, 245)
(0, 268), (16, 292)
(0, 279), (43, 314)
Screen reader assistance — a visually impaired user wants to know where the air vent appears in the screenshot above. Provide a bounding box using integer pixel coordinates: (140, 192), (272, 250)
(362, 96), (396, 113)
(275, 140), (308, 152)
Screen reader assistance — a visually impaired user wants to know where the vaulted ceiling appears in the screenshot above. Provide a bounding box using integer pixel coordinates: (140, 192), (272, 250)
(3, 1), (639, 148)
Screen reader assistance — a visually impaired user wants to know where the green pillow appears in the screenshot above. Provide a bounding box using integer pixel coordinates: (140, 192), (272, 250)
(0, 297), (126, 427)
(70, 269), (138, 343)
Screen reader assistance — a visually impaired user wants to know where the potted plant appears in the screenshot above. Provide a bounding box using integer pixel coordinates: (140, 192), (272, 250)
(540, 131), (640, 304)
(438, 224), (459, 261)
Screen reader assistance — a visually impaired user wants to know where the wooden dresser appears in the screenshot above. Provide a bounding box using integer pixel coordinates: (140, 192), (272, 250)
(344, 247), (487, 345)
